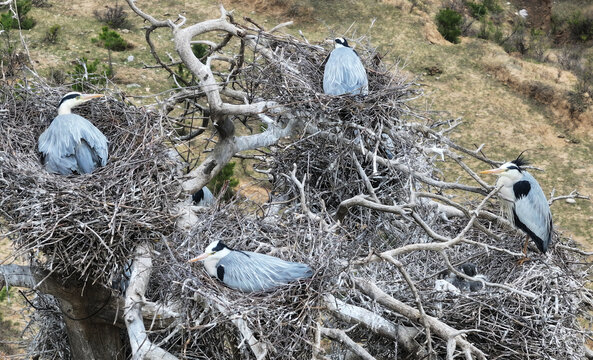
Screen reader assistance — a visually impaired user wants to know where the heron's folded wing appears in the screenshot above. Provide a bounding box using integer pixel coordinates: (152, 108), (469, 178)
(219, 251), (312, 292)
(514, 172), (552, 249)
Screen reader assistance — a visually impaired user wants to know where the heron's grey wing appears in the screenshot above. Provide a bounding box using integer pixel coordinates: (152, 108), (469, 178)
(323, 48), (368, 95)
(75, 139), (102, 174)
(38, 114), (108, 174)
(513, 172), (553, 252)
(218, 251), (312, 292)
(201, 186), (215, 206)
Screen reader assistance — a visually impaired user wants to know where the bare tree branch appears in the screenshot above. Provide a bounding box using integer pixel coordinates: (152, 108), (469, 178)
(353, 278), (487, 360)
(124, 243), (177, 360)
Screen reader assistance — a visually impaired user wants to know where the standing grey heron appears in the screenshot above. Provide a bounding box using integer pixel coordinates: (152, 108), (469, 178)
(189, 240), (313, 292)
(323, 37), (368, 96)
(480, 155), (553, 257)
(192, 186), (215, 206)
(38, 92), (108, 175)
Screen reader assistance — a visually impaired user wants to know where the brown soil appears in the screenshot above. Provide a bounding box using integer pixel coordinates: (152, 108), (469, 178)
(511, 0), (552, 31)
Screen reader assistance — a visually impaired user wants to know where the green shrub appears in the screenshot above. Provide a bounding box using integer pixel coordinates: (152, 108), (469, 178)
(436, 8), (463, 44)
(0, 12), (13, 30)
(94, 26), (129, 51)
(1, 0), (36, 30)
(568, 11), (593, 42)
(467, 2), (487, 20)
(0, 287), (7, 303)
(483, 0), (502, 13)
(210, 162), (239, 202)
(192, 43), (208, 63)
(43, 24), (60, 44)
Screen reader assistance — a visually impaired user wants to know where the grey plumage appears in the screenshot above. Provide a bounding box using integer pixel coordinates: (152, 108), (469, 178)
(190, 240), (313, 292)
(481, 155), (553, 253)
(323, 38), (368, 96)
(511, 171), (553, 253)
(38, 92), (108, 175)
(218, 250), (312, 292)
(192, 186), (215, 206)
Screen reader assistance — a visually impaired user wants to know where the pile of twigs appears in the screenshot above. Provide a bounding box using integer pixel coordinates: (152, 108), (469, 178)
(147, 29), (592, 359)
(0, 83), (179, 284)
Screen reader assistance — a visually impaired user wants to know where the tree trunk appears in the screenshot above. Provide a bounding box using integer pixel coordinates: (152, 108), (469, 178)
(33, 272), (125, 360)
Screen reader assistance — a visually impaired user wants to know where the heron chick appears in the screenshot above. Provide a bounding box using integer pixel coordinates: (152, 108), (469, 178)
(323, 37), (368, 96)
(38, 92), (108, 175)
(480, 154), (553, 255)
(189, 240), (313, 292)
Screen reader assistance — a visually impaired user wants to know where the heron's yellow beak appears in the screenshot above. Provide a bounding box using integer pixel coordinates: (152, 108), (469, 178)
(81, 94), (104, 101)
(188, 252), (211, 263)
(480, 168), (505, 175)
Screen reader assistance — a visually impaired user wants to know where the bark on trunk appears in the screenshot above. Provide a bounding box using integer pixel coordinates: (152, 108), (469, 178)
(32, 272), (125, 360)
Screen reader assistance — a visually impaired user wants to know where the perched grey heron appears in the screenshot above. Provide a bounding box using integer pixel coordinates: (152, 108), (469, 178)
(38, 92), (108, 174)
(323, 37), (368, 96)
(189, 240), (313, 292)
(480, 155), (553, 256)
(192, 186), (215, 206)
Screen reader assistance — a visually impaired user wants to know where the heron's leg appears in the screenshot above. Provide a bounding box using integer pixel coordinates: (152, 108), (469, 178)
(517, 235), (530, 265)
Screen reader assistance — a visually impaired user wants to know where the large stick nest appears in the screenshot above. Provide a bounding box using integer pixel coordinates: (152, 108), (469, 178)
(0, 84), (179, 283)
(147, 31), (591, 359)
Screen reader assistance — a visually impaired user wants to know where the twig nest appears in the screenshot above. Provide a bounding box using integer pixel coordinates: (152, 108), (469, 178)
(0, 84), (179, 283)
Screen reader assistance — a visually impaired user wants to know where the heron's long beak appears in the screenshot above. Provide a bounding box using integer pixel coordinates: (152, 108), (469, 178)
(81, 94), (104, 101)
(480, 168), (505, 175)
(188, 252), (210, 263)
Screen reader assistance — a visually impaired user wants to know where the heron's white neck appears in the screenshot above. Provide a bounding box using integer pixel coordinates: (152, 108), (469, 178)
(57, 102), (75, 115)
(335, 43), (345, 49)
(203, 247), (232, 277)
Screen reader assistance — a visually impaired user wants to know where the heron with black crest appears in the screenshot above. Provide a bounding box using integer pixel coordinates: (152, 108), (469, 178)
(38, 92), (108, 175)
(189, 240), (313, 292)
(480, 154), (553, 259)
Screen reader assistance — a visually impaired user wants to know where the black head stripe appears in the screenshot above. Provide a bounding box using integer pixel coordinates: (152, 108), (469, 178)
(212, 241), (228, 252)
(335, 38), (350, 47)
(58, 93), (80, 107)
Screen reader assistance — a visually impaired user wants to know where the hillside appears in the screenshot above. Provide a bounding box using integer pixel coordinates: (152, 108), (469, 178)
(8, 0), (589, 244)
(1, 0), (592, 356)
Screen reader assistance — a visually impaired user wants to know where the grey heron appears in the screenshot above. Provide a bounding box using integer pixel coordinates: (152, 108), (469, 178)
(480, 155), (553, 256)
(38, 92), (108, 175)
(189, 240), (313, 292)
(323, 37), (368, 96)
(192, 186), (215, 206)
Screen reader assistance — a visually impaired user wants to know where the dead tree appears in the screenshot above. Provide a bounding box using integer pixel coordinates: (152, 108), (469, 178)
(0, 2), (592, 360)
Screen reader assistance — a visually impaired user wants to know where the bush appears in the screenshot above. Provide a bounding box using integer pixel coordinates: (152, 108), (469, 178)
(210, 162), (239, 202)
(1, 0), (36, 30)
(436, 8), (463, 44)
(93, 26), (130, 51)
(192, 43), (208, 63)
(43, 24), (60, 44)
(467, 1), (487, 20)
(93, 3), (131, 29)
(482, 0), (502, 13)
(568, 11), (593, 42)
